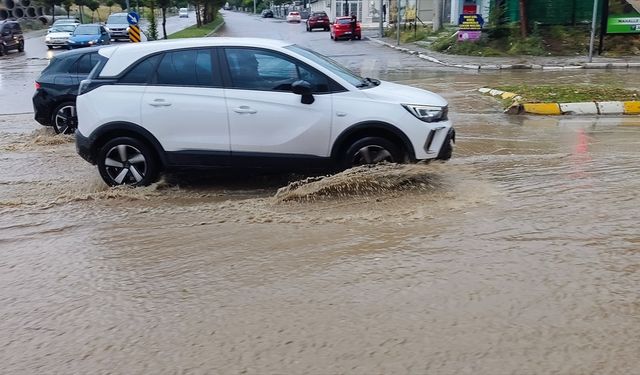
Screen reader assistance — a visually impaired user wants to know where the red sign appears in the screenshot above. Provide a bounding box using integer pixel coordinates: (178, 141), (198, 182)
(463, 5), (477, 14)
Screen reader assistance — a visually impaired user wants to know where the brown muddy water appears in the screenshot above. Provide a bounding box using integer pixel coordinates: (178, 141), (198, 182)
(2, 86), (640, 373)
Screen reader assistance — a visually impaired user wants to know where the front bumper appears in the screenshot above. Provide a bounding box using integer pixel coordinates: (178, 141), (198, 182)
(75, 129), (95, 164)
(435, 127), (455, 160)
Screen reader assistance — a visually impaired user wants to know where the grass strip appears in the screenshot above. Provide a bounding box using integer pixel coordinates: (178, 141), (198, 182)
(495, 85), (640, 105)
(168, 15), (223, 39)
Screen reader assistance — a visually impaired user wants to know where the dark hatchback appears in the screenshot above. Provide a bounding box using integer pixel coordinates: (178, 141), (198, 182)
(33, 47), (103, 134)
(0, 20), (24, 56)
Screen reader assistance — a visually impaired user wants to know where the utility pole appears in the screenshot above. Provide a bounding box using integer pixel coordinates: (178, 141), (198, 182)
(588, 0), (599, 62)
(254, 0), (256, 14)
(433, 0), (442, 32)
(519, 0), (527, 37)
(379, 0), (383, 37)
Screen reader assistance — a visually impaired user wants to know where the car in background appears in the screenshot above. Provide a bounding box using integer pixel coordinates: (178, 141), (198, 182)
(179, 8), (189, 17)
(286, 11), (301, 23)
(33, 47), (103, 134)
(0, 20), (24, 56)
(74, 38), (454, 187)
(330, 16), (361, 41)
(44, 24), (77, 49)
(306, 11), (329, 31)
(48, 17), (81, 33)
(261, 9), (273, 18)
(105, 12), (130, 41)
(67, 24), (110, 49)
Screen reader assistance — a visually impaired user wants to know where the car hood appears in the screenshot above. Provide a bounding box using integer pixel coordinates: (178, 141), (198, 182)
(362, 80), (448, 107)
(47, 31), (72, 38)
(69, 35), (100, 42)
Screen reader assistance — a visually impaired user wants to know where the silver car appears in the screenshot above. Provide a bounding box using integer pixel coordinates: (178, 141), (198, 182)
(105, 13), (129, 41)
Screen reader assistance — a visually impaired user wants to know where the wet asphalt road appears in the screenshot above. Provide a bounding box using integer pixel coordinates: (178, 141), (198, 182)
(1, 10), (640, 374)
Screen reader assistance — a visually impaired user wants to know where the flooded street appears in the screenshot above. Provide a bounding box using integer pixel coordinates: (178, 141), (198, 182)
(2, 11), (640, 374)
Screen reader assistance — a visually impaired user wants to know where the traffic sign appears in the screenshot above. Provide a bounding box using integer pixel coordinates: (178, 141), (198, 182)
(127, 11), (140, 25)
(129, 24), (141, 43)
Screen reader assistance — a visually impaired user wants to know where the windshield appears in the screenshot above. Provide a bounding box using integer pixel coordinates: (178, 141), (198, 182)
(107, 15), (128, 24)
(73, 26), (100, 35)
(50, 25), (76, 33)
(285, 44), (368, 88)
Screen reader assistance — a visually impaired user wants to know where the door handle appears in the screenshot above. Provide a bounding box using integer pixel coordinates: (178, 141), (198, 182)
(149, 99), (172, 107)
(233, 106), (257, 114)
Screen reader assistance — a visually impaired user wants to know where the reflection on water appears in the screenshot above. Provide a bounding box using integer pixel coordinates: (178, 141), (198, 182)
(1, 79), (640, 373)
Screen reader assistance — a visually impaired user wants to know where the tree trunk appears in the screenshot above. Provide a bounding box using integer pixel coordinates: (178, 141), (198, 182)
(196, 4), (201, 27)
(519, 0), (527, 37)
(162, 7), (167, 39)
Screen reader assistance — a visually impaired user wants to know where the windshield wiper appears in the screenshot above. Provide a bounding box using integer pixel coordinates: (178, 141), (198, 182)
(365, 77), (380, 86)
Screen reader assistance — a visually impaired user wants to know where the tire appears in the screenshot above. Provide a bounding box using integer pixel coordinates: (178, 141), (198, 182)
(356, 35), (361, 40)
(97, 137), (160, 187)
(17, 40), (24, 52)
(47, 45), (53, 50)
(342, 136), (402, 169)
(51, 102), (77, 134)
(0, 44), (5, 56)
(324, 27), (329, 31)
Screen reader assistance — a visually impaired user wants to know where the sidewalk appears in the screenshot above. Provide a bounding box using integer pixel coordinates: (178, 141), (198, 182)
(366, 34), (640, 70)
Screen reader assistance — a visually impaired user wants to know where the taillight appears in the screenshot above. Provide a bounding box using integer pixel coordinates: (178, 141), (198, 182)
(35, 82), (41, 90)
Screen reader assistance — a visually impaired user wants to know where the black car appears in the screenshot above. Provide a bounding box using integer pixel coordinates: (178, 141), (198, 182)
(0, 20), (24, 56)
(33, 47), (103, 134)
(261, 9), (273, 18)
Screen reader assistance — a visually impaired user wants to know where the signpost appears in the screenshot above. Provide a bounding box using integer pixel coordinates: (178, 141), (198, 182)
(458, 13), (484, 42)
(127, 11), (141, 43)
(599, 0), (640, 54)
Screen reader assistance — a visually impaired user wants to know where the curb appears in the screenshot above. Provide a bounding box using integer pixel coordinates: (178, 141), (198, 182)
(478, 87), (640, 116)
(205, 20), (225, 37)
(368, 38), (640, 71)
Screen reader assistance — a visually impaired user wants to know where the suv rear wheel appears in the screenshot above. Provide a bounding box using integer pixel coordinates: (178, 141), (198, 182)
(343, 136), (402, 169)
(52, 102), (77, 134)
(97, 137), (159, 187)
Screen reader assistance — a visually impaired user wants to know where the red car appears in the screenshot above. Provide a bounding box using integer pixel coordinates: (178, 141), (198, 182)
(330, 16), (361, 41)
(306, 11), (330, 31)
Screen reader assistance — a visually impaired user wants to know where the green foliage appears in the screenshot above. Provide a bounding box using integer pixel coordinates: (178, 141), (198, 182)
(493, 85), (639, 104)
(145, 5), (158, 40)
(168, 13), (223, 38)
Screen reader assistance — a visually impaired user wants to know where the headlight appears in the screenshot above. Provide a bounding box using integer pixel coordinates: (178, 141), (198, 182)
(45, 36), (51, 41)
(402, 104), (448, 123)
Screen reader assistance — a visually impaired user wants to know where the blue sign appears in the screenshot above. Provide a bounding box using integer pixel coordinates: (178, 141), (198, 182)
(127, 11), (140, 25)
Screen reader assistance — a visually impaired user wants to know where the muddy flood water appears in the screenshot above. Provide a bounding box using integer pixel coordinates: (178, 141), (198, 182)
(2, 70), (640, 374)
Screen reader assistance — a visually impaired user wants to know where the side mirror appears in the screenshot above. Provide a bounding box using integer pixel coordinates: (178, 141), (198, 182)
(292, 80), (314, 104)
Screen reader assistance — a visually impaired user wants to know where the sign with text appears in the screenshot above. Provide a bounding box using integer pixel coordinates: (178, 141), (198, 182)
(607, 0), (640, 33)
(458, 14), (484, 31)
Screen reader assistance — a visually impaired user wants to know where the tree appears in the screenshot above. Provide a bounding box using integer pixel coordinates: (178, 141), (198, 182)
(87, 0), (101, 22)
(62, 0), (73, 16)
(519, 0), (527, 37)
(75, 0), (88, 23)
(106, 0), (115, 14)
(146, 0), (159, 40)
(157, 0), (171, 39)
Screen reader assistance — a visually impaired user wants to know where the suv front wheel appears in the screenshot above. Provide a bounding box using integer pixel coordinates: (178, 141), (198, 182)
(97, 137), (159, 187)
(343, 136), (402, 169)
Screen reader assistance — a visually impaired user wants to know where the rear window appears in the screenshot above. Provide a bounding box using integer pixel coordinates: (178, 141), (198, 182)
(337, 19), (351, 24)
(312, 12), (327, 16)
(154, 49), (215, 86)
(290, 12), (299, 15)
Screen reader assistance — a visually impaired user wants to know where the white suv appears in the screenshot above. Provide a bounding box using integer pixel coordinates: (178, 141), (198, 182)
(76, 38), (454, 186)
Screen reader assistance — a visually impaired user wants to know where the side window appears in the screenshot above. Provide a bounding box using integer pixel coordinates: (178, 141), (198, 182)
(120, 54), (162, 84)
(13, 23), (22, 34)
(154, 49), (214, 86)
(75, 53), (94, 75)
(225, 48), (329, 93)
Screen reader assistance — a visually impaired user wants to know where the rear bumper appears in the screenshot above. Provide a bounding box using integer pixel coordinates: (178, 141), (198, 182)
(32, 90), (52, 126)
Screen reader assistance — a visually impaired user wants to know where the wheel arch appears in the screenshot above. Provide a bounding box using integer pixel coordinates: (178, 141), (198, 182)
(331, 121), (416, 162)
(88, 122), (167, 168)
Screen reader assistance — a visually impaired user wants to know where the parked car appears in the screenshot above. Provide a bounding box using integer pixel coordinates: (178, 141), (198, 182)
(44, 24), (77, 49)
(0, 20), (24, 56)
(330, 16), (361, 41)
(105, 12), (130, 41)
(179, 8), (189, 17)
(67, 24), (111, 49)
(286, 11), (301, 23)
(75, 38), (454, 187)
(33, 47), (103, 134)
(306, 11), (329, 31)
(261, 9), (273, 18)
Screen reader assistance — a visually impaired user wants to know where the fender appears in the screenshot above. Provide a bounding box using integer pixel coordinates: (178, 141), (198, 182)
(331, 121), (416, 160)
(88, 121), (168, 165)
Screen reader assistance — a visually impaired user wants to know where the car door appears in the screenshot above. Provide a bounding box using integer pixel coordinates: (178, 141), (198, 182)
(141, 48), (230, 162)
(222, 47), (333, 161)
(1, 24), (13, 48)
(99, 26), (109, 44)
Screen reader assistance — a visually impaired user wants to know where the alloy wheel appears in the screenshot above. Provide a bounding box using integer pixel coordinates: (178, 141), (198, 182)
(53, 104), (77, 134)
(104, 144), (148, 185)
(352, 145), (394, 166)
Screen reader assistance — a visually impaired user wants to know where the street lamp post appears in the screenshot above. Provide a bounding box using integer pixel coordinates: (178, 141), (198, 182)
(254, 0), (256, 14)
(588, 0), (599, 62)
